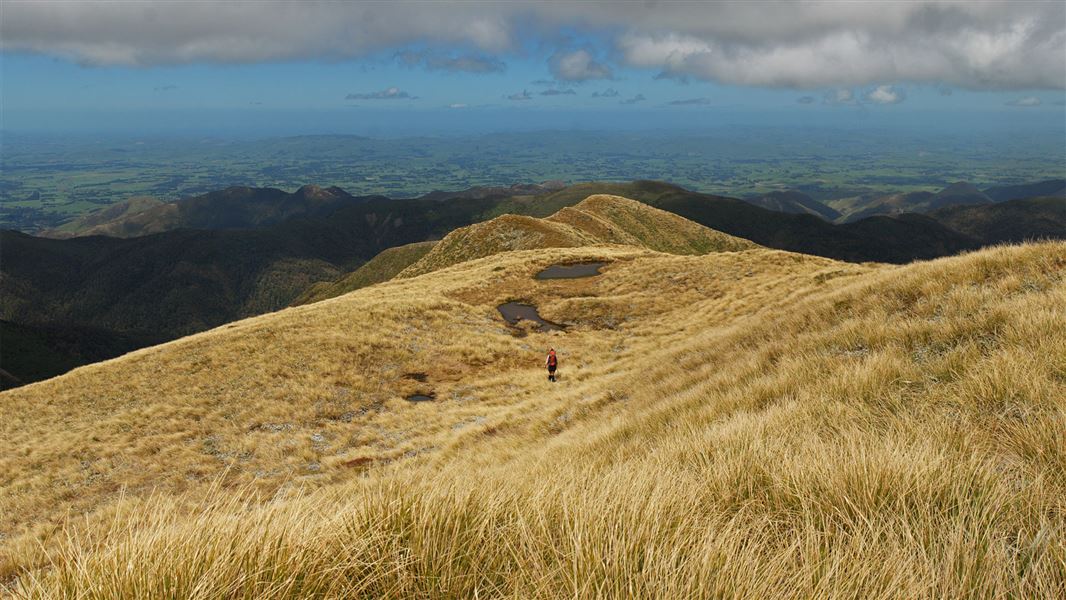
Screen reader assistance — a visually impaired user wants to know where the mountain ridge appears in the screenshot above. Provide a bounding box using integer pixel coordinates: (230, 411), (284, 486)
(4, 181), (1062, 387)
(3, 236), (1063, 596)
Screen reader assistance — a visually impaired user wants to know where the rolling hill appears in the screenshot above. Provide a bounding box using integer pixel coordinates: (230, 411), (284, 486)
(39, 185), (374, 239)
(828, 182), (994, 223)
(1, 195), (1062, 595)
(983, 179), (1066, 203)
(931, 196), (1066, 244)
(397, 195), (756, 279)
(741, 190), (841, 220)
(4, 180), (1062, 388)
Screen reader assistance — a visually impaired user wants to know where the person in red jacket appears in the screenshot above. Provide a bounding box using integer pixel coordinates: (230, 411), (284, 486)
(546, 348), (558, 382)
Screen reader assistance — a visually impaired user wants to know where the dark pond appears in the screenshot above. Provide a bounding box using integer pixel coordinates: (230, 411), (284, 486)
(406, 393), (435, 402)
(497, 302), (565, 332)
(535, 261), (608, 280)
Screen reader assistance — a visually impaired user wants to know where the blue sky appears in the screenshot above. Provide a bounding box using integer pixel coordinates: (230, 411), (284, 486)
(2, 1), (1064, 135)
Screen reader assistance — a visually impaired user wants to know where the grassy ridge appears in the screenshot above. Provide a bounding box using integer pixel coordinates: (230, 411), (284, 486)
(398, 194), (756, 278)
(3, 232), (1064, 596)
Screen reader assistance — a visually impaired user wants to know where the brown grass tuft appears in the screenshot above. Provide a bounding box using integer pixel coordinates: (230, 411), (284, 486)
(1, 222), (1064, 597)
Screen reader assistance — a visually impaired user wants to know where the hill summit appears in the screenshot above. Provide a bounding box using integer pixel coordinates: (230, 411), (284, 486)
(398, 194), (757, 279)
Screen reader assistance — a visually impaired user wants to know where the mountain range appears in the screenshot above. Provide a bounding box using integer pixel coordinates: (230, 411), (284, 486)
(2, 180), (1063, 387)
(3, 191), (1062, 595)
(743, 179), (1065, 223)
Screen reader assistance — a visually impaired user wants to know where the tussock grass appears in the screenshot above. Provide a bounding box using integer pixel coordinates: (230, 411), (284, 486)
(2, 222), (1064, 596)
(398, 194), (755, 278)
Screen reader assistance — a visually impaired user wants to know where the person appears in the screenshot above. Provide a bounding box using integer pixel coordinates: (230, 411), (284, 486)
(546, 348), (558, 382)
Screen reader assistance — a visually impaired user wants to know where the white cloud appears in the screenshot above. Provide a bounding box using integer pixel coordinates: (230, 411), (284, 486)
(448, 103), (468, 109)
(549, 49), (613, 81)
(1006, 96), (1042, 107)
(346, 87), (415, 100)
(612, 4), (1065, 90)
(2, 1), (1063, 90)
(826, 88), (856, 105)
(865, 84), (905, 104)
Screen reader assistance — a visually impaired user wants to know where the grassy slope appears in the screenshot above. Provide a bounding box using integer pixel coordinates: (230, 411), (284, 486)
(398, 194), (756, 279)
(2, 231), (1064, 596)
(292, 241), (438, 306)
(5, 179), (1021, 386)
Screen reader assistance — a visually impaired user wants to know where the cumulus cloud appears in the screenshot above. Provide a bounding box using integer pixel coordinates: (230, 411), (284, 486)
(506, 90), (532, 101)
(2, 1), (1063, 90)
(669, 97), (712, 106)
(620, 94), (646, 105)
(864, 84), (905, 104)
(153, 84), (178, 92)
(592, 88), (620, 98)
(540, 88), (576, 96)
(1006, 96), (1042, 107)
(796, 95), (816, 104)
(346, 87), (415, 100)
(613, 3), (1065, 90)
(395, 50), (505, 73)
(548, 49), (613, 81)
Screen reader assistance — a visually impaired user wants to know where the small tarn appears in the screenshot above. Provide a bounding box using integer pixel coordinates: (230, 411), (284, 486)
(535, 261), (608, 280)
(497, 302), (565, 332)
(406, 393), (435, 402)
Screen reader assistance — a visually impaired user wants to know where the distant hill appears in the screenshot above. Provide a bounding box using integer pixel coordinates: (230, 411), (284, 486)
(5, 179), (1062, 387)
(983, 179), (1066, 203)
(40, 185), (373, 239)
(742, 191), (841, 221)
(292, 241), (437, 306)
(832, 191), (935, 222)
(831, 182), (992, 223)
(931, 197), (1066, 244)
(44, 196), (164, 237)
(617, 183), (979, 263)
(927, 182), (992, 210)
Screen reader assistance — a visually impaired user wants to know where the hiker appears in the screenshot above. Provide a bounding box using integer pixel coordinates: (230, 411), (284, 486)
(546, 348), (558, 382)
